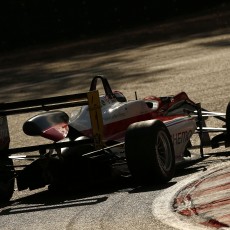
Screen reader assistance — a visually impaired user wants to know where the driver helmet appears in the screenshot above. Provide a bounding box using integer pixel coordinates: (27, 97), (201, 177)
(113, 90), (127, 102)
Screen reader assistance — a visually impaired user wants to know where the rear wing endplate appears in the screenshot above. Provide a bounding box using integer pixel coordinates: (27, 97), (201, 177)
(0, 90), (104, 155)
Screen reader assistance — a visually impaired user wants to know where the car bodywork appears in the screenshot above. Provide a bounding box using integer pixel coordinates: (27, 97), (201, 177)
(0, 76), (229, 202)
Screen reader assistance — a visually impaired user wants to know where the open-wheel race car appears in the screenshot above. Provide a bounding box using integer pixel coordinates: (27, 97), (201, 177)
(0, 75), (229, 203)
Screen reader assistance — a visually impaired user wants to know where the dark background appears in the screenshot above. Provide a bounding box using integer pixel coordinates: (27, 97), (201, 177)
(0, 0), (229, 52)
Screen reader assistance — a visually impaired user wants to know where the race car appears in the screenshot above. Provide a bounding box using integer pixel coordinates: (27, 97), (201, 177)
(0, 75), (229, 203)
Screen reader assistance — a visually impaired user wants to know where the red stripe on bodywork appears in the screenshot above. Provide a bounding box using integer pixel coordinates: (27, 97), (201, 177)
(81, 112), (185, 140)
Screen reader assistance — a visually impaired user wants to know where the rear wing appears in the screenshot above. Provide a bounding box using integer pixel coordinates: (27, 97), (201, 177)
(0, 90), (104, 156)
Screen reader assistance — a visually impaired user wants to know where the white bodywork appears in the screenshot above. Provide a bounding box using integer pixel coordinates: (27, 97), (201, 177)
(165, 117), (197, 162)
(70, 95), (153, 134)
(70, 95), (197, 163)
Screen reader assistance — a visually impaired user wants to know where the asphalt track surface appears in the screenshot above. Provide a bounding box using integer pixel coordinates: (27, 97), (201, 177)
(0, 8), (230, 230)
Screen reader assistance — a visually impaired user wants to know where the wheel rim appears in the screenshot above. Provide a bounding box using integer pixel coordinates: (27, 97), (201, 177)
(155, 130), (173, 172)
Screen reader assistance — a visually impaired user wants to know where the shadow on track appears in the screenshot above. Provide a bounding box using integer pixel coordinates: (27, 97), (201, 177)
(0, 154), (214, 215)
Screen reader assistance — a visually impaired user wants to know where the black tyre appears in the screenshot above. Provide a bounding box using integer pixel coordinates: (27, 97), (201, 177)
(0, 157), (15, 203)
(125, 120), (175, 184)
(226, 101), (230, 137)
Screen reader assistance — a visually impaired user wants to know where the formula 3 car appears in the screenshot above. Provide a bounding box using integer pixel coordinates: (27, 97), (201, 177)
(0, 75), (229, 203)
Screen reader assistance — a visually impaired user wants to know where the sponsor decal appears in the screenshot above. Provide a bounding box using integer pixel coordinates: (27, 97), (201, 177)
(171, 130), (192, 145)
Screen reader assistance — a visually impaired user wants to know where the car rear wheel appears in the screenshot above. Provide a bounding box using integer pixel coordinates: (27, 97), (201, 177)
(0, 157), (15, 203)
(226, 102), (230, 136)
(125, 120), (175, 184)
(225, 101), (230, 147)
